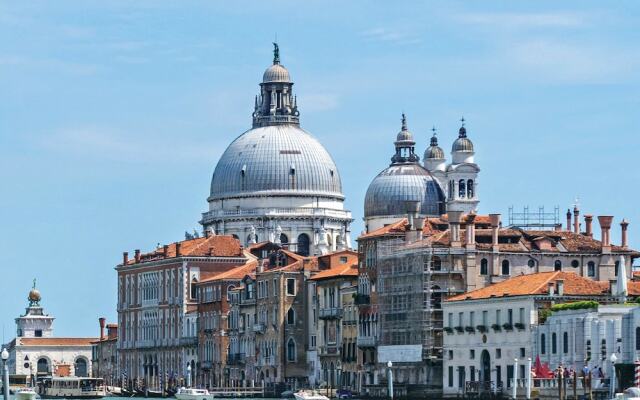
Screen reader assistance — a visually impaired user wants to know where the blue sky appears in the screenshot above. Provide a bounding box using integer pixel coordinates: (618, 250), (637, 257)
(1, 1), (639, 337)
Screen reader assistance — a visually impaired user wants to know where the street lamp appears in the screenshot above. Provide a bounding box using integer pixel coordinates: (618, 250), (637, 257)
(610, 353), (618, 399)
(2, 347), (9, 400)
(386, 361), (393, 400)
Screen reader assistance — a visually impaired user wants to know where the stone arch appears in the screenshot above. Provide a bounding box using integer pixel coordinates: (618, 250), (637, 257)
(74, 356), (89, 377)
(297, 233), (310, 256)
(37, 357), (51, 375)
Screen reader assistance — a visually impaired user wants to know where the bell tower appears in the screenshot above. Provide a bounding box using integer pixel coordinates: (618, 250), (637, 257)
(15, 279), (54, 338)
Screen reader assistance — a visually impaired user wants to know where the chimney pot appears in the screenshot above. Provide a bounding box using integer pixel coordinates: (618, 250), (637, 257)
(584, 215), (593, 237)
(99, 317), (106, 341)
(548, 282), (555, 296)
(176, 242), (182, 257)
(163, 245), (169, 257)
(134, 249), (141, 263)
(573, 206), (580, 234)
(566, 209), (572, 231)
(123, 252), (129, 265)
(556, 279), (564, 296)
(598, 216), (614, 247)
(621, 219), (629, 248)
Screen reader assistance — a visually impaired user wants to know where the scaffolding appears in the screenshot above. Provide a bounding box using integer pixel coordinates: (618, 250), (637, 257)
(508, 206), (560, 230)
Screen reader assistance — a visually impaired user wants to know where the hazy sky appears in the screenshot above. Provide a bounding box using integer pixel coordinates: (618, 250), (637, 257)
(1, 1), (639, 337)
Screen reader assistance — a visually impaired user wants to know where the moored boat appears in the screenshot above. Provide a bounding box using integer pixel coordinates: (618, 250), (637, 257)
(174, 387), (214, 400)
(293, 390), (330, 400)
(15, 387), (38, 400)
(38, 377), (106, 399)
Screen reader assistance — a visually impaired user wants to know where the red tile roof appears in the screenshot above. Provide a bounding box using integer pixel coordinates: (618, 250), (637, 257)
(130, 235), (244, 265)
(198, 261), (258, 283)
(447, 271), (608, 301)
(18, 337), (97, 346)
(309, 263), (359, 281)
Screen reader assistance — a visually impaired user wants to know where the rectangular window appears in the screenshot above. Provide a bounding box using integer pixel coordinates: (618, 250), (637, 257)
(470, 349), (475, 359)
(458, 312), (463, 326)
(458, 366), (465, 389)
(469, 311), (475, 327)
(496, 310), (501, 325)
(519, 307), (525, 324)
(448, 313), (453, 328)
(482, 310), (488, 326)
(496, 366), (502, 387)
(287, 278), (296, 296)
(448, 350), (453, 360)
(496, 348), (502, 359)
(520, 348), (525, 357)
(508, 309), (513, 325)
(273, 279), (277, 296)
(507, 365), (514, 388)
(448, 366), (454, 387)
(470, 366), (475, 382)
(311, 335), (316, 348)
(35, 330), (43, 337)
(340, 256), (348, 263)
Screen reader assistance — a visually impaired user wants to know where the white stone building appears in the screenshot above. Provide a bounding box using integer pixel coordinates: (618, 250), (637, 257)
(6, 282), (96, 380)
(442, 271), (612, 397)
(200, 43), (352, 256)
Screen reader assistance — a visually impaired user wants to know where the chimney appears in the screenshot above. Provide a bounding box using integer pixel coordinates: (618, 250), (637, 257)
(466, 213), (477, 247)
(404, 200), (421, 242)
(122, 252), (129, 265)
(99, 317), (106, 341)
(598, 216), (614, 248)
(163, 245), (169, 258)
(556, 279), (564, 296)
(134, 249), (141, 263)
(547, 282), (555, 296)
(176, 242), (182, 257)
(566, 209), (572, 231)
(621, 219), (629, 249)
(448, 210), (463, 245)
(573, 206), (580, 234)
(414, 217), (425, 242)
(554, 223), (562, 232)
(489, 214), (501, 248)
(584, 215), (593, 237)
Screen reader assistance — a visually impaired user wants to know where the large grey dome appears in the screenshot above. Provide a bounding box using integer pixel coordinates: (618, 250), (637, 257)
(210, 125), (343, 200)
(263, 63), (290, 83)
(364, 164), (445, 218)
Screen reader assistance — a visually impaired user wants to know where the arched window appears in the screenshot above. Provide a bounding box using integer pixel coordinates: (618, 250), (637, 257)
(74, 357), (88, 377)
(635, 328), (640, 351)
(540, 334), (546, 354)
(587, 261), (596, 277)
(501, 260), (510, 276)
(615, 261), (620, 276)
(433, 256), (442, 271)
(280, 233), (288, 245)
(554, 260), (562, 271)
(37, 358), (49, 374)
(287, 308), (295, 325)
(191, 277), (198, 300)
(467, 179), (474, 198)
(563, 332), (569, 354)
(458, 179), (466, 198)
(551, 333), (557, 354)
(287, 338), (296, 362)
(246, 234), (259, 245)
(297, 233), (310, 256)
(480, 258), (488, 275)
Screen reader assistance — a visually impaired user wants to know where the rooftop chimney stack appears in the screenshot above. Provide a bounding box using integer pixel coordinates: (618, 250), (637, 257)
(621, 219), (629, 249)
(554, 223), (562, 232)
(134, 249), (141, 263)
(566, 209), (572, 231)
(547, 282), (555, 296)
(556, 279), (564, 296)
(99, 317), (106, 341)
(176, 242), (182, 257)
(584, 215), (593, 237)
(489, 214), (501, 248)
(163, 245), (169, 258)
(598, 216), (614, 248)
(573, 206), (580, 234)
(122, 252), (129, 265)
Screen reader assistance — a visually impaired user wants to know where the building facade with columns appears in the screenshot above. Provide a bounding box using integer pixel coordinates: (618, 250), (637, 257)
(200, 44), (352, 256)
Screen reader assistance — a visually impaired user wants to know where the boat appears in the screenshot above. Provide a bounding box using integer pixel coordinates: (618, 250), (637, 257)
(37, 377), (106, 399)
(293, 390), (330, 400)
(612, 387), (640, 400)
(16, 387), (38, 400)
(175, 387), (214, 400)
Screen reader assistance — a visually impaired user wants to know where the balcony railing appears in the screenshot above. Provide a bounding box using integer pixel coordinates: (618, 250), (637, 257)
(318, 345), (340, 356)
(357, 336), (376, 348)
(179, 337), (198, 346)
(252, 323), (266, 334)
(319, 307), (343, 319)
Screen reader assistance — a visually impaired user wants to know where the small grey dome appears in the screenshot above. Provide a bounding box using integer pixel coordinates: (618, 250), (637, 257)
(263, 64), (291, 83)
(425, 145), (445, 159)
(364, 164), (445, 218)
(210, 125), (343, 200)
(452, 126), (474, 152)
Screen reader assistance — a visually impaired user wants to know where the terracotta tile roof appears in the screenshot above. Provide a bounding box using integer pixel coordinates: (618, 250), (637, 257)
(310, 263), (358, 281)
(628, 282), (640, 296)
(447, 271), (608, 301)
(129, 235), (244, 265)
(18, 337), (97, 346)
(198, 261), (258, 283)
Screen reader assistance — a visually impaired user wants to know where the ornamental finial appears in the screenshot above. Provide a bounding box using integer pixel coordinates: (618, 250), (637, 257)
(33, 278), (36, 289)
(273, 42), (280, 65)
(401, 113), (407, 131)
(431, 126), (438, 146)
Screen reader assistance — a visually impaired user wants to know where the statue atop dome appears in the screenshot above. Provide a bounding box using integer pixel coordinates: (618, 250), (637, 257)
(28, 278), (41, 307)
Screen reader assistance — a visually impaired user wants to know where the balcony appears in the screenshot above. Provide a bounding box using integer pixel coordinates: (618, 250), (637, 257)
(252, 323), (266, 334)
(319, 307), (343, 320)
(357, 336), (377, 348)
(179, 337), (198, 346)
(318, 345), (340, 356)
(354, 294), (370, 306)
(226, 353), (241, 365)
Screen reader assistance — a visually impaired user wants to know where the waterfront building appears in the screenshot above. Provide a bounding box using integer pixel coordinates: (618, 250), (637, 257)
(200, 44), (352, 255)
(443, 271), (616, 397)
(91, 318), (118, 385)
(6, 282), (96, 380)
(116, 233), (251, 390)
(309, 261), (358, 391)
